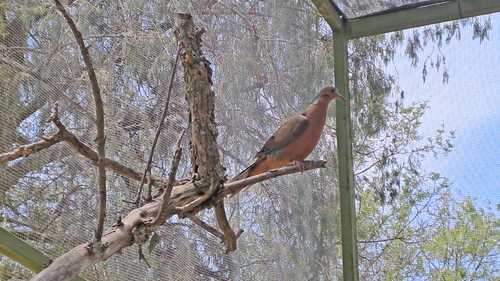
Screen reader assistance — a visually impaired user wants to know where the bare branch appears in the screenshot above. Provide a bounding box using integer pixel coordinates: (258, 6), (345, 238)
(152, 131), (184, 226)
(218, 160), (327, 199)
(134, 47), (181, 206)
(0, 132), (65, 164)
(188, 215), (225, 240)
(214, 201), (243, 253)
(31, 161), (325, 281)
(53, 0), (107, 242)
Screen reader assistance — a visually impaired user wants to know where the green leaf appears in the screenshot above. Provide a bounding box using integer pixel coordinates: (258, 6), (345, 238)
(148, 232), (160, 254)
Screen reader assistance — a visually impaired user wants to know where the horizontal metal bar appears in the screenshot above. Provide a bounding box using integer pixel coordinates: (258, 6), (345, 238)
(346, 0), (500, 38)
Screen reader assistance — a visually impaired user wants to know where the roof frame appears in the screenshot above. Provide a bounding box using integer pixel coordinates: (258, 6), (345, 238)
(311, 0), (347, 31)
(346, 0), (500, 38)
(313, 0), (500, 38)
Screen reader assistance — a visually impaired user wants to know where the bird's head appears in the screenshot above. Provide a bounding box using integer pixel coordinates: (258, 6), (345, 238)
(317, 86), (344, 102)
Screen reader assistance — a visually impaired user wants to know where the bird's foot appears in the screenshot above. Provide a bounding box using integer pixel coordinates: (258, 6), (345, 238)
(293, 160), (305, 174)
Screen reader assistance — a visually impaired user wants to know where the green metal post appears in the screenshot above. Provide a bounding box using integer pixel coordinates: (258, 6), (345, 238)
(334, 31), (359, 281)
(0, 227), (87, 281)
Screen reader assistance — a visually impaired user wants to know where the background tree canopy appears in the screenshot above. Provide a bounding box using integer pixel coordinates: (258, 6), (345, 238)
(0, 1), (498, 280)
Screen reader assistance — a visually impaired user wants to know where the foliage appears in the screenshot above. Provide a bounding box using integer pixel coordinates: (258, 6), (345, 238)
(0, 0), (497, 280)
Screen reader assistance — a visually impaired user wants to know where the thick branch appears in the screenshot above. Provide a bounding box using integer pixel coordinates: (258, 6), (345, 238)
(174, 13), (224, 205)
(53, 0), (107, 242)
(31, 161), (325, 281)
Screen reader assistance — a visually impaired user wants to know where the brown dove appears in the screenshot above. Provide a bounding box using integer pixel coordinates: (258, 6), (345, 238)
(233, 86), (343, 181)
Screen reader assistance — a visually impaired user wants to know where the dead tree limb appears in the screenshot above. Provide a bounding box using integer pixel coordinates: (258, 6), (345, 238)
(152, 131), (184, 226)
(188, 215), (225, 240)
(0, 132), (65, 164)
(174, 13), (225, 213)
(53, 0), (107, 243)
(214, 201), (243, 253)
(30, 160), (325, 281)
(1, 112), (168, 188)
(173, 13), (245, 252)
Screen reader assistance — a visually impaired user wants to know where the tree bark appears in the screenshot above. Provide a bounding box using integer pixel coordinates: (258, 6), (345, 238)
(30, 161), (325, 281)
(174, 13), (224, 184)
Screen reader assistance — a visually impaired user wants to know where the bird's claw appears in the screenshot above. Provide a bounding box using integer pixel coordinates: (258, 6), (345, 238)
(293, 160), (305, 174)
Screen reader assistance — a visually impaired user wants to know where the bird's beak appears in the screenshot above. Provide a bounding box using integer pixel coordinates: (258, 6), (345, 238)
(336, 94), (345, 101)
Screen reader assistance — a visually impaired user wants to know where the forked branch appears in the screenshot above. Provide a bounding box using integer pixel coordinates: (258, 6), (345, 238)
(53, 0), (107, 242)
(0, 132), (65, 164)
(31, 161), (325, 281)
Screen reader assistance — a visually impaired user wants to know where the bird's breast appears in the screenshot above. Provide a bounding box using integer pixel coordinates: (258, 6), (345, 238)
(277, 121), (324, 161)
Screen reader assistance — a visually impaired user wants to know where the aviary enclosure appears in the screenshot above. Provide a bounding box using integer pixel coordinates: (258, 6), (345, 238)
(0, 1), (498, 280)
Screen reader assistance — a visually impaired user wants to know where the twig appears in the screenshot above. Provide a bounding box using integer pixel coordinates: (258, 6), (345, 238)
(53, 0), (107, 243)
(134, 46), (181, 206)
(151, 130), (185, 226)
(214, 201), (243, 253)
(358, 236), (406, 244)
(188, 215), (224, 240)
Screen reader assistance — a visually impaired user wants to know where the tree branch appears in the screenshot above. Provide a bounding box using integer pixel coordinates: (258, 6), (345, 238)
(174, 13), (225, 213)
(50, 114), (167, 187)
(53, 0), (107, 243)
(134, 47), (181, 206)
(0, 131), (65, 164)
(30, 161), (325, 281)
(151, 131), (184, 226)
(214, 201), (243, 253)
(188, 215), (225, 240)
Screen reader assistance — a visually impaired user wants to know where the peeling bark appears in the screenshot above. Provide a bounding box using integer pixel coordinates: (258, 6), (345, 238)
(174, 13), (225, 183)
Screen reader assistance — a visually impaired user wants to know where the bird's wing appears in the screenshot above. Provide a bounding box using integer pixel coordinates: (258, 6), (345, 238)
(255, 114), (309, 158)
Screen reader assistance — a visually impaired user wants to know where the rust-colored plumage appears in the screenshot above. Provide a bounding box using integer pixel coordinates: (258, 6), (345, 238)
(233, 86), (343, 180)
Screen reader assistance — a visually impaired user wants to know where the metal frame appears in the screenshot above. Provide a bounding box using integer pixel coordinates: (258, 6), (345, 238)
(0, 227), (87, 281)
(312, 1), (500, 281)
(2, 1), (500, 281)
(334, 31), (359, 281)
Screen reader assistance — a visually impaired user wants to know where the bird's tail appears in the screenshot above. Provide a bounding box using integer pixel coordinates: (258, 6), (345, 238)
(231, 157), (263, 182)
(231, 161), (256, 181)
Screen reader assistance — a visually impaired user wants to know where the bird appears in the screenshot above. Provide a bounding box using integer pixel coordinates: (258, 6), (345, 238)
(233, 86), (344, 181)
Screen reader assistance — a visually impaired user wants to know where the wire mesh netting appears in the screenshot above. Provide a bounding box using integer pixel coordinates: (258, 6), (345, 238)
(1, 1), (498, 281)
(334, 0), (433, 18)
(1, 1), (334, 280)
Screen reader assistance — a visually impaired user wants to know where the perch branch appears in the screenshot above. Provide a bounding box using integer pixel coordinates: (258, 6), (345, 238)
(31, 161), (325, 281)
(134, 47), (181, 206)
(54, 0), (107, 242)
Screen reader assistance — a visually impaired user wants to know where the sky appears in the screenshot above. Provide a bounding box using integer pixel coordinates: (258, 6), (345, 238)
(388, 13), (500, 212)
